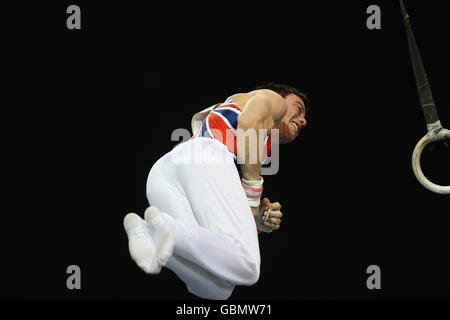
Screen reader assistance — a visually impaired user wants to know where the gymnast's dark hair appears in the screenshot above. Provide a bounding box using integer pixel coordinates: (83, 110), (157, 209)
(255, 82), (310, 111)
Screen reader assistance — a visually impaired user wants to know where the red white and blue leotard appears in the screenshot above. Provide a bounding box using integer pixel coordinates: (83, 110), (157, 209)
(191, 99), (272, 163)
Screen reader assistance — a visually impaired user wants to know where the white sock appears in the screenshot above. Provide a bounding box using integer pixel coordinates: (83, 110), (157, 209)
(123, 212), (160, 274)
(144, 206), (175, 268)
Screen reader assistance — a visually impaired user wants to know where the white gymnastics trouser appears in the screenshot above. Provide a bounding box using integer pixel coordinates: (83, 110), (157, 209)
(146, 137), (261, 300)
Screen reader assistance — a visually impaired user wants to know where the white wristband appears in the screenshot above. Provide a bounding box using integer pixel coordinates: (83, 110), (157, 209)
(241, 176), (264, 207)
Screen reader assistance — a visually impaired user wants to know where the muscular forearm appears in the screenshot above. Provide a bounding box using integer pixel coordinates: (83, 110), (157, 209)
(236, 94), (274, 181)
(237, 130), (263, 181)
(235, 90), (286, 211)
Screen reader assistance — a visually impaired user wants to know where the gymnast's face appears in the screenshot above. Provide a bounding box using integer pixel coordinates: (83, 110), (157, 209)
(276, 93), (307, 144)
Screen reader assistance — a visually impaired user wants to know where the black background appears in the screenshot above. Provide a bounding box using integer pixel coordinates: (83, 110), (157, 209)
(6, 1), (450, 300)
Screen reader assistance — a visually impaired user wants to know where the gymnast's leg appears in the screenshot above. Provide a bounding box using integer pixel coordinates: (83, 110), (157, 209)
(134, 138), (260, 299)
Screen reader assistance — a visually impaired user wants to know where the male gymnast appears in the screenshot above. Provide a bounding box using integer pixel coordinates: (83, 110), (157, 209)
(124, 83), (308, 299)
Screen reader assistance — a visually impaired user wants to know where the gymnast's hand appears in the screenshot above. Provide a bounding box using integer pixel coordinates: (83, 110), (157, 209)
(255, 197), (283, 233)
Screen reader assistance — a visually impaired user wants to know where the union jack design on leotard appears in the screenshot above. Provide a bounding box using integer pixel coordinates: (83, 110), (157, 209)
(191, 99), (272, 163)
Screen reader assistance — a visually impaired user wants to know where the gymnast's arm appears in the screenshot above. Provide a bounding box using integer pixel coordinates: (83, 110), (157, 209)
(236, 90), (286, 215)
(236, 89), (286, 180)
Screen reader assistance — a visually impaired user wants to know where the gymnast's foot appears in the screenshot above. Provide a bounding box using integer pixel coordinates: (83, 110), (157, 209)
(144, 206), (175, 268)
(123, 212), (161, 274)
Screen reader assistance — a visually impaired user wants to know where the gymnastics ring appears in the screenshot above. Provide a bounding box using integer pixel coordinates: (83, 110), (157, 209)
(412, 129), (450, 194)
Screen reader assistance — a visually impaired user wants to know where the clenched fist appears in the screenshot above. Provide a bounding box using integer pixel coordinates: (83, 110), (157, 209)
(255, 197), (283, 233)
